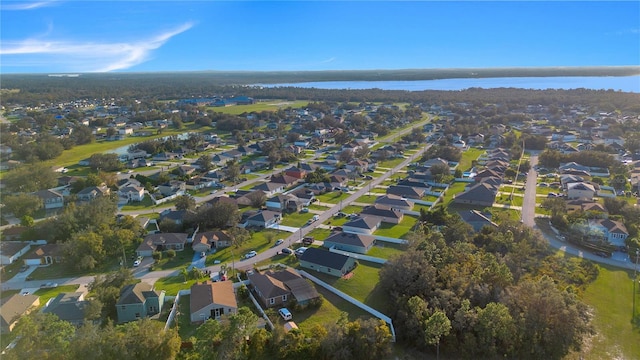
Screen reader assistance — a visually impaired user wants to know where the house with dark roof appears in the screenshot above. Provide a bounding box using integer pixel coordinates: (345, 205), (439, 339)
(23, 244), (62, 266)
(459, 210), (498, 231)
(453, 182), (498, 207)
(136, 233), (187, 257)
(265, 194), (305, 212)
(360, 204), (404, 224)
(42, 292), (88, 326)
(284, 166), (307, 179)
(116, 282), (165, 323)
(34, 189), (64, 209)
(192, 231), (232, 253)
(566, 199), (607, 213)
(157, 180), (186, 197)
(270, 174), (300, 187)
(190, 281), (237, 323)
(244, 210), (281, 229)
(0, 294), (40, 333)
(342, 216), (382, 235)
(248, 267), (320, 308)
(374, 194), (414, 211)
(298, 248), (357, 277)
(588, 219), (629, 247)
(386, 185), (426, 200)
(323, 232), (376, 254)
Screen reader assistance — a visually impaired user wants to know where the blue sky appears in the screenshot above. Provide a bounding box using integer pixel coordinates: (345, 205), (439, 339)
(1, 1), (639, 73)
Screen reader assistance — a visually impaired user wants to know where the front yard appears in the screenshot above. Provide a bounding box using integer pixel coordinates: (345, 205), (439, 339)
(316, 191), (351, 204)
(373, 215), (419, 239)
(279, 211), (315, 227)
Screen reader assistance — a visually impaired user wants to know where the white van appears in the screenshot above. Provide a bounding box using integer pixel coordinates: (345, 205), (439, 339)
(312, 215), (320, 222)
(278, 308), (292, 321)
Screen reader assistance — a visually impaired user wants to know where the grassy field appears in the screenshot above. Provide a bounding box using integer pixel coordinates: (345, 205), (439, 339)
(308, 260), (388, 312)
(308, 204), (330, 211)
(120, 195), (154, 211)
(366, 241), (407, 259)
(316, 191), (351, 204)
(295, 286), (374, 333)
(377, 157), (406, 168)
(154, 276), (201, 296)
(373, 215), (418, 239)
(304, 228), (332, 241)
(458, 148), (484, 172)
(494, 193), (524, 207)
(566, 261), (640, 359)
(355, 195), (379, 204)
(280, 211), (315, 227)
(204, 229), (289, 266)
(441, 182), (468, 206)
(205, 100), (308, 115)
(153, 248), (196, 271)
(33, 284), (81, 306)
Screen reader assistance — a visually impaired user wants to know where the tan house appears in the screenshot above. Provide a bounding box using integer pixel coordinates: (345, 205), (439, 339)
(190, 281), (238, 323)
(191, 231), (232, 253)
(0, 294), (40, 333)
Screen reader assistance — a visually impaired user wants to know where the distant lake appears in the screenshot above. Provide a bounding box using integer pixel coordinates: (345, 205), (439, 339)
(258, 76), (640, 93)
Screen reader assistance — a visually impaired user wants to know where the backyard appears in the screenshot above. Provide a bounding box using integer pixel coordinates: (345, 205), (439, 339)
(373, 215), (419, 239)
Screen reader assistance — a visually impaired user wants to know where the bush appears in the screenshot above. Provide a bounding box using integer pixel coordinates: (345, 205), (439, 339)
(152, 251), (162, 260)
(166, 249), (176, 259)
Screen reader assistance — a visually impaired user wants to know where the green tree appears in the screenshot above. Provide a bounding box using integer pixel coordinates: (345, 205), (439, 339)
(21, 215), (35, 227)
(2, 193), (43, 218)
(175, 195), (196, 211)
(88, 268), (137, 320)
(3, 163), (57, 192)
(196, 154), (213, 172)
(424, 309), (451, 360)
(6, 312), (76, 360)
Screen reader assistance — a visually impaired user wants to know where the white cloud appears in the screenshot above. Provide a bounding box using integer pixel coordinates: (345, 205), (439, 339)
(1, 1), (58, 11)
(0, 22), (194, 72)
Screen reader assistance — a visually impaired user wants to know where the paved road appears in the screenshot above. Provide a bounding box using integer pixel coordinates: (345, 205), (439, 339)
(521, 155), (538, 225)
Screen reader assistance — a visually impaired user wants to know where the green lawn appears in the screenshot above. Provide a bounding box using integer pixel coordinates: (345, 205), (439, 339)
(154, 276), (200, 296)
(566, 262), (640, 359)
(205, 100), (308, 115)
(152, 248), (196, 271)
(280, 211), (315, 227)
(366, 242), (407, 259)
(494, 193), (524, 207)
(304, 228), (332, 241)
(308, 204), (330, 211)
(378, 157), (406, 168)
(295, 286), (374, 333)
(28, 256), (127, 280)
(459, 148), (483, 172)
(33, 285), (81, 307)
(500, 185), (526, 194)
(120, 195), (154, 211)
(368, 187), (388, 194)
(205, 229), (289, 266)
(355, 195), (379, 204)
(306, 260), (388, 312)
(441, 182), (469, 206)
(373, 215), (418, 239)
(316, 191), (351, 204)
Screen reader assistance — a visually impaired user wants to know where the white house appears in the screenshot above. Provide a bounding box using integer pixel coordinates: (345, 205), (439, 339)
(567, 182), (596, 200)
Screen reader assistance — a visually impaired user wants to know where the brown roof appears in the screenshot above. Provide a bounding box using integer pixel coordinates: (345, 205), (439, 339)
(138, 233), (188, 252)
(24, 244), (61, 260)
(117, 282), (161, 305)
(190, 281), (237, 312)
(0, 241), (30, 257)
(0, 294), (39, 330)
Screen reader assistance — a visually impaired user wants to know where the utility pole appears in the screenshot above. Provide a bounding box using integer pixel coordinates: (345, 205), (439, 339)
(634, 249), (639, 318)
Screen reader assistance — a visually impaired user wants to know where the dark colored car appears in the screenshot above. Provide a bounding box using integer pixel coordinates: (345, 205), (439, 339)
(281, 248), (293, 255)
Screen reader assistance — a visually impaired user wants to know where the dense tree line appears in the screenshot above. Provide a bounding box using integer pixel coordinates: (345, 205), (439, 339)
(379, 213), (596, 359)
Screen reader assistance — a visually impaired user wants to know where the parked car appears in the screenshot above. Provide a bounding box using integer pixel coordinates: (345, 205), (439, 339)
(275, 239), (284, 246)
(335, 212), (347, 218)
(40, 282), (58, 289)
(300, 207), (309, 213)
(278, 308), (292, 321)
(133, 260), (141, 267)
(312, 215), (320, 221)
(245, 250), (258, 259)
(295, 247), (308, 256)
(19, 265), (29, 273)
(281, 248), (293, 255)
(302, 237), (314, 245)
(200, 252), (206, 258)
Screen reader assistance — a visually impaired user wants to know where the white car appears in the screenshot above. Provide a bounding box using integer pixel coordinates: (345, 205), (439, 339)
(295, 247), (308, 256)
(133, 260), (141, 267)
(245, 251), (258, 259)
(275, 239), (284, 246)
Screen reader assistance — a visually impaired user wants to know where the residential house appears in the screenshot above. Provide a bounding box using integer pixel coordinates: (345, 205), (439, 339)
(423, 157), (449, 169)
(285, 167), (307, 179)
(588, 219), (629, 247)
(118, 185), (145, 202)
(567, 182), (596, 200)
(566, 199), (607, 213)
(359, 204), (404, 224)
(177, 165), (197, 177)
(270, 174), (299, 187)
(0, 242), (31, 265)
(323, 232), (376, 254)
(158, 209), (195, 226)
(42, 292), (88, 326)
(298, 248), (357, 277)
(345, 160), (369, 174)
(23, 244), (62, 266)
(77, 185), (110, 201)
(386, 185), (426, 200)
(192, 231), (232, 253)
(136, 233), (187, 257)
(374, 194), (415, 211)
(248, 267), (319, 308)
(190, 281), (238, 323)
(34, 189), (64, 210)
(157, 180), (186, 197)
(116, 282), (165, 323)
(265, 194), (304, 213)
(0, 294), (40, 333)
(342, 216), (382, 235)
(251, 182), (285, 197)
(0, 226), (26, 241)
(453, 182), (499, 207)
(459, 210), (498, 231)
(244, 210), (281, 229)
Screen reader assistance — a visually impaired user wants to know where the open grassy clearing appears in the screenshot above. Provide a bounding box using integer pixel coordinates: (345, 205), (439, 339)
(440, 181), (468, 206)
(204, 229), (289, 266)
(377, 157), (406, 168)
(152, 248), (196, 271)
(305, 228), (332, 241)
(154, 276), (202, 297)
(374, 215), (418, 239)
(308, 204), (330, 211)
(366, 241), (407, 259)
(562, 258), (640, 359)
(307, 260), (387, 312)
(355, 194), (379, 204)
(206, 100), (308, 115)
(494, 193), (524, 207)
(120, 195), (154, 211)
(33, 285), (81, 307)
(280, 211), (315, 227)
(316, 191), (351, 204)
(28, 251), (131, 280)
(458, 148), (483, 172)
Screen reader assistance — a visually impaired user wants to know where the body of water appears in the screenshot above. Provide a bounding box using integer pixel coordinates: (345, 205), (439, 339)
(258, 75), (640, 93)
